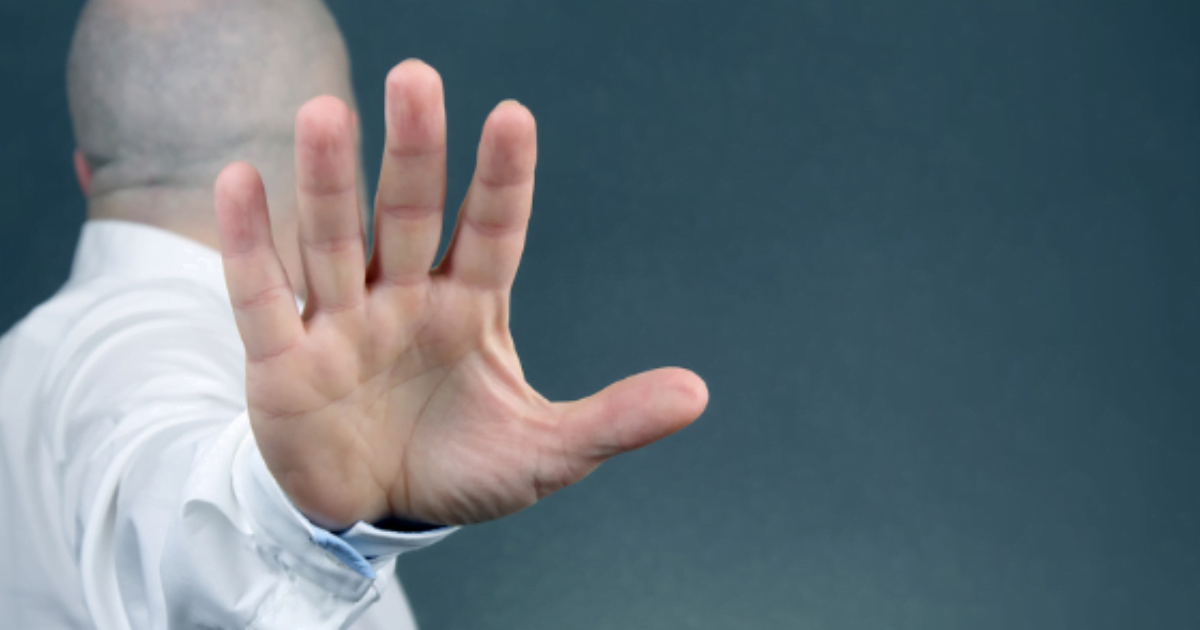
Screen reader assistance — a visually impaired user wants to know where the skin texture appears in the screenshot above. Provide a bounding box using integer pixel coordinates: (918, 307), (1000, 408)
(70, 0), (709, 530)
(216, 63), (709, 528)
(68, 0), (357, 297)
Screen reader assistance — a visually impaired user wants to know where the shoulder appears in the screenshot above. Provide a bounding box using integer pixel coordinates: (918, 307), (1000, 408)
(32, 276), (247, 414)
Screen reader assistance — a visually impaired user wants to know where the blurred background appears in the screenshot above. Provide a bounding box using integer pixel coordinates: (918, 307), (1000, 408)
(2, 1), (1198, 628)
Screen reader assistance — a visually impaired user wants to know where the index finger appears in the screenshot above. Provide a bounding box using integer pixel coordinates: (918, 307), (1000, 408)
(438, 101), (537, 291)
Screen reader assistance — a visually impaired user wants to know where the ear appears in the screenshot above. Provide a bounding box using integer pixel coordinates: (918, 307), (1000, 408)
(73, 149), (92, 196)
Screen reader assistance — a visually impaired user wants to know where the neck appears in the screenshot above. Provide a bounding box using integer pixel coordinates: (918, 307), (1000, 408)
(87, 187), (222, 251)
(86, 186), (309, 300)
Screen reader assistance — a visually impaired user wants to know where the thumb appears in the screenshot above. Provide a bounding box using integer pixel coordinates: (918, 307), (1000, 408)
(559, 367), (709, 463)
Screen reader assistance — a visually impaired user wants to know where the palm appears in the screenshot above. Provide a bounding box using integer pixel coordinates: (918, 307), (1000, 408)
(215, 60), (707, 530)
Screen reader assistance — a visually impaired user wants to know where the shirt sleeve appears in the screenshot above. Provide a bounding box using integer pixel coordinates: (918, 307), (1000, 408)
(50, 282), (453, 630)
(163, 412), (455, 629)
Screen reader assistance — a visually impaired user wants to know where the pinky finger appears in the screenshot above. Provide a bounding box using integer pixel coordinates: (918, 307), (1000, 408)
(215, 162), (305, 362)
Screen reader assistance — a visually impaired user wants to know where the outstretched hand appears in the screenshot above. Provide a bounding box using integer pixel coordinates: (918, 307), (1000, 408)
(213, 59), (708, 530)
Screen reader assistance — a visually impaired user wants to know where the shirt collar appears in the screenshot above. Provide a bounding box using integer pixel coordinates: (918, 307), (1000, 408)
(68, 219), (230, 298)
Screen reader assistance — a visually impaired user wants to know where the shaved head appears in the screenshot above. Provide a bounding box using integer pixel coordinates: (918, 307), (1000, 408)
(67, 0), (357, 232)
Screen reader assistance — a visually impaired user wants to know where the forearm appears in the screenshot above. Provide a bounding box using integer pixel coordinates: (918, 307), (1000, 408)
(58, 289), (446, 629)
(73, 405), (451, 629)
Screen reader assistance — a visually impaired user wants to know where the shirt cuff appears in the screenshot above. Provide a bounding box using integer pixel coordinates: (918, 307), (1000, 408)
(233, 414), (458, 580)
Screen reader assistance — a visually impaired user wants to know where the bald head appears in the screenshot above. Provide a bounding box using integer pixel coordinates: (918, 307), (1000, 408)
(67, 0), (356, 229)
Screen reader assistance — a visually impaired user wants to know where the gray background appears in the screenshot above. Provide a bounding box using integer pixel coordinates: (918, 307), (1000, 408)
(2, 1), (1198, 628)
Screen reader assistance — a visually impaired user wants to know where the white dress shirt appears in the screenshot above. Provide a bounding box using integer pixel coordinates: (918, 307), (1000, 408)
(0, 219), (455, 629)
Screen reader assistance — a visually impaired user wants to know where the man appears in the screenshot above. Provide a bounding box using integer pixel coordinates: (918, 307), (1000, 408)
(0, 0), (708, 628)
